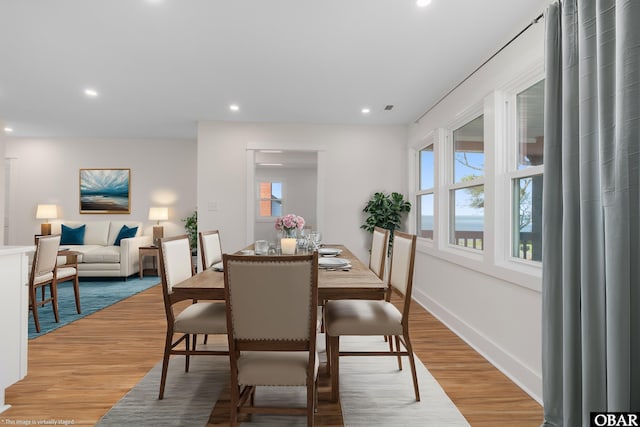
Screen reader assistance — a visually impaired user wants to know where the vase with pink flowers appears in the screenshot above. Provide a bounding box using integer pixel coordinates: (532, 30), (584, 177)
(275, 214), (305, 254)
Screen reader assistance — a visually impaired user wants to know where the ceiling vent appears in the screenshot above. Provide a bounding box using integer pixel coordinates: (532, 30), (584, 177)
(384, 105), (394, 111)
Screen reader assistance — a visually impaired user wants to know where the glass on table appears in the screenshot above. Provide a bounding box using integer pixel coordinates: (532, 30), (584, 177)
(255, 240), (269, 255)
(309, 231), (322, 250)
(268, 242), (278, 255)
(297, 228), (308, 249)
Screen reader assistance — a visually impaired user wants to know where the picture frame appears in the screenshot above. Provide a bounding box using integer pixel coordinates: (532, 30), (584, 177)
(79, 168), (131, 214)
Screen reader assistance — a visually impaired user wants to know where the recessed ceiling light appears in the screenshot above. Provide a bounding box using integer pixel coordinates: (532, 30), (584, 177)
(361, 108), (371, 114)
(229, 104), (240, 112)
(84, 88), (99, 98)
(4, 127), (13, 133)
(416, 0), (432, 7)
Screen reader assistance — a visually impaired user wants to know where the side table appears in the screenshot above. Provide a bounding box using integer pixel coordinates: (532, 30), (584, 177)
(138, 246), (159, 278)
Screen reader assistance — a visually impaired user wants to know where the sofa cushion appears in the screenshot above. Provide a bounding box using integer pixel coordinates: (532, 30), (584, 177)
(78, 245), (120, 263)
(114, 225), (138, 246)
(61, 224), (85, 245)
(83, 221), (111, 245)
(108, 221), (143, 245)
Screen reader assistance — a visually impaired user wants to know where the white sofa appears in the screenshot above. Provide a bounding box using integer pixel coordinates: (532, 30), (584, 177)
(50, 220), (153, 278)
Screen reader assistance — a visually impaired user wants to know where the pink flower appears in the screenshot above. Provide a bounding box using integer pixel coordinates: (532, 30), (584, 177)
(275, 214), (305, 232)
(296, 216), (305, 230)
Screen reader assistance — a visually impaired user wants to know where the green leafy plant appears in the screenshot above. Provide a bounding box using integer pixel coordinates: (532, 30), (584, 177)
(182, 210), (198, 254)
(361, 192), (411, 254)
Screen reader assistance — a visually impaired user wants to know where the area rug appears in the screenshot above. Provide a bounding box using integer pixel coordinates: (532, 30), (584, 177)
(98, 336), (469, 426)
(28, 276), (160, 339)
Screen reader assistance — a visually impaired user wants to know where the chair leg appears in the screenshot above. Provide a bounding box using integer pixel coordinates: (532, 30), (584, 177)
(395, 335), (403, 370)
(307, 379), (315, 427)
(306, 371), (318, 426)
(158, 332), (173, 399)
(73, 276), (81, 313)
(30, 286), (41, 333)
(51, 283), (60, 323)
(314, 376), (319, 413)
(185, 334), (191, 372)
(329, 335), (340, 403)
(229, 385), (240, 426)
(324, 332), (331, 371)
(403, 332), (420, 401)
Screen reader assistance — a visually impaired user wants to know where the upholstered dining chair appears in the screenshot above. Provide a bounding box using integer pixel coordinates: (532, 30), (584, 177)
(29, 234), (62, 333)
(324, 231), (420, 402)
(198, 229), (224, 344)
(368, 226), (394, 346)
(157, 234), (228, 400)
(369, 226), (389, 281)
(56, 251), (81, 314)
(223, 253), (319, 426)
(199, 229), (222, 270)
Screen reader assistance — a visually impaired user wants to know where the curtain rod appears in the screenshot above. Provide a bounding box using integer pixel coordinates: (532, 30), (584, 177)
(413, 11), (545, 124)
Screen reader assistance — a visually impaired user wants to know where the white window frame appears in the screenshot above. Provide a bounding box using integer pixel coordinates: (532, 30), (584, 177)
(503, 74), (545, 267)
(416, 132), (437, 241)
(256, 179), (284, 221)
(410, 65), (546, 291)
(445, 106), (485, 253)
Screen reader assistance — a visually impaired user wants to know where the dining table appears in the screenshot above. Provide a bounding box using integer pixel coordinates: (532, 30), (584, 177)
(170, 244), (386, 302)
(169, 243), (385, 409)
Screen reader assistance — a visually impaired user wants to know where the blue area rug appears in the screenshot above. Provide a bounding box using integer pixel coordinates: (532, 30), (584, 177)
(28, 276), (160, 339)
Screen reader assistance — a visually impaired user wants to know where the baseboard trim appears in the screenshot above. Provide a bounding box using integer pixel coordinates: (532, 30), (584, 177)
(412, 287), (543, 404)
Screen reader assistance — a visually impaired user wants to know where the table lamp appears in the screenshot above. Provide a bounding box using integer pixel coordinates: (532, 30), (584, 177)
(36, 204), (58, 235)
(149, 207), (169, 246)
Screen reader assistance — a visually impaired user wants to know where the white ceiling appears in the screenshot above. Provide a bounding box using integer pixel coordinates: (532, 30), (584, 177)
(0, 0), (548, 140)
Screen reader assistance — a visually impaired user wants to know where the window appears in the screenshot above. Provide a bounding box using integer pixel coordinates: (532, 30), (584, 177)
(258, 181), (282, 217)
(450, 115), (484, 249)
(417, 144), (435, 239)
(511, 80), (544, 261)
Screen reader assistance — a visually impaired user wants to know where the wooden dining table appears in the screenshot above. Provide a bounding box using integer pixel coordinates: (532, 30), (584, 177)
(171, 244), (386, 302)
(170, 244), (384, 412)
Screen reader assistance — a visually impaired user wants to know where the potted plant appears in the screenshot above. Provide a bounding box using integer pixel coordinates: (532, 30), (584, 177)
(361, 192), (411, 254)
(182, 210), (198, 255)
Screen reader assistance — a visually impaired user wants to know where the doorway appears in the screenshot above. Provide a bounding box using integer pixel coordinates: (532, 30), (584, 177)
(251, 150), (319, 242)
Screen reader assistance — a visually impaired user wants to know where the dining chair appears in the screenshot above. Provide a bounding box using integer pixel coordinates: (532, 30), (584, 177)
(198, 229), (224, 344)
(199, 229), (222, 270)
(369, 226), (397, 349)
(56, 251), (81, 314)
(29, 235), (62, 333)
(223, 253), (319, 426)
(369, 226), (389, 281)
(157, 234), (228, 400)
(324, 231), (420, 402)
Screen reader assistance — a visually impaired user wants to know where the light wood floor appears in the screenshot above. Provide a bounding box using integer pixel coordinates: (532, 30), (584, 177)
(4, 283), (542, 426)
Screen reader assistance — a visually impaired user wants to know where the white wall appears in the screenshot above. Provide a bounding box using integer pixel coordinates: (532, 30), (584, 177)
(5, 138), (196, 245)
(197, 121), (408, 262)
(0, 121), (5, 245)
(254, 165), (317, 242)
(407, 23), (545, 402)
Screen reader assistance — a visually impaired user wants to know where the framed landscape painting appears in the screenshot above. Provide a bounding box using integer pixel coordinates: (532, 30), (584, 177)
(79, 168), (131, 214)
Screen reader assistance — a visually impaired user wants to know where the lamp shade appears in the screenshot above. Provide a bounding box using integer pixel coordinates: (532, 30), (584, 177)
(148, 207), (169, 222)
(36, 204), (58, 220)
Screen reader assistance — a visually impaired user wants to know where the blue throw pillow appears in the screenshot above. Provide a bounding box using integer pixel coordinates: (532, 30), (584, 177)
(60, 224), (86, 245)
(114, 225), (138, 246)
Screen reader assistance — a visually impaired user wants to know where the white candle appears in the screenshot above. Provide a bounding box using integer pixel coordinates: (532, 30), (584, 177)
(280, 238), (297, 255)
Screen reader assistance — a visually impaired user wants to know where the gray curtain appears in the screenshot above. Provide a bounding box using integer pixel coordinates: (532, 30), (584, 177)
(542, 1), (640, 426)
